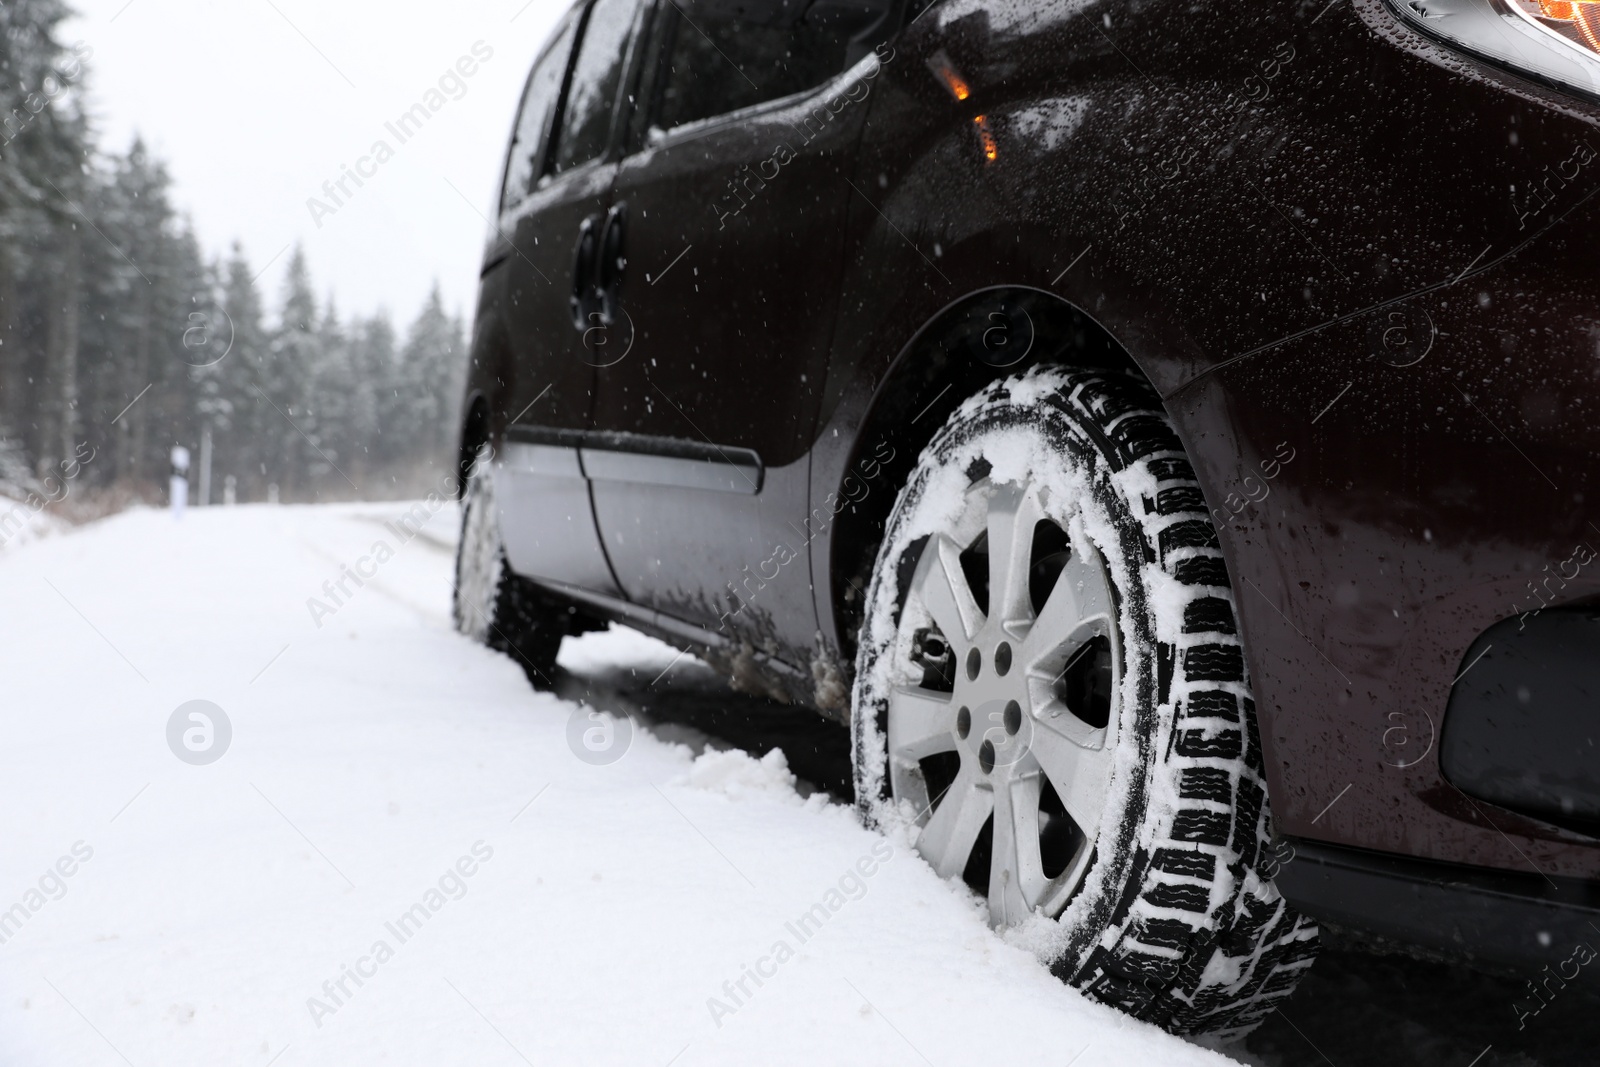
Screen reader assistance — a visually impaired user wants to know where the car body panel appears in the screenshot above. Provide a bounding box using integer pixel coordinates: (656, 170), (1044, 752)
(492, 162), (621, 593)
(813, 0), (1600, 879)
(462, 0), (1600, 917)
(588, 61), (877, 654)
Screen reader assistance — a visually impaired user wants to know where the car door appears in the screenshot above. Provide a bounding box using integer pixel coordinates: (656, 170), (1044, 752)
(493, 0), (641, 594)
(587, 0), (895, 658)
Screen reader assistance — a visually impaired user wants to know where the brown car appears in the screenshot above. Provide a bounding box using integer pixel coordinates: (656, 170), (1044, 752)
(450, 0), (1600, 1038)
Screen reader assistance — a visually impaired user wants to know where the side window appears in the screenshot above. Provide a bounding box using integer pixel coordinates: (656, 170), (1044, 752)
(501, 14), (579, 212)
(624, 2), (667, 151)
(652, 0), (885, 133)
(551, 0), (639, 174)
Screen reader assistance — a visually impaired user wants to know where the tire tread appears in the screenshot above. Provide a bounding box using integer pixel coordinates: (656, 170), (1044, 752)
(1053, 369), (1318, 1038)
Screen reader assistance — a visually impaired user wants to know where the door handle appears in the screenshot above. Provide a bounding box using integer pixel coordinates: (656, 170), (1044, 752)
(597, 202), (627, 326)
(569, 214), (600, 331)
(570, 206), (624, 332)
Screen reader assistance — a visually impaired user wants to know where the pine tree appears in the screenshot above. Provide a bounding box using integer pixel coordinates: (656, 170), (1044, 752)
(0, 10), (473, 507)
(77, 138), (208, 489)
(396, 282), (464, 471)
(216, 242), (270, 501)
(0, 0), (92, 474)
(310, 296), (358, 496)
(265, 245), (319, 498)
(190, 255), (234, 469)
(0, 421), (32, 500)
(350, 311), (396, 481)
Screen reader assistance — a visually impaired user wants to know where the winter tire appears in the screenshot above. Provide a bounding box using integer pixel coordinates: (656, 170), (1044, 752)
(852, 367), (1318, 1038)
(454, 444), (566, 688)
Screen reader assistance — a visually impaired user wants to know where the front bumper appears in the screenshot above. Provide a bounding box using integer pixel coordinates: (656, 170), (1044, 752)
(1277, 838), (1600, 972)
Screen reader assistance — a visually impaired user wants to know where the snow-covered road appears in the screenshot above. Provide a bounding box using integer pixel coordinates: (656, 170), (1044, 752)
(0, 502), (1244, 1066)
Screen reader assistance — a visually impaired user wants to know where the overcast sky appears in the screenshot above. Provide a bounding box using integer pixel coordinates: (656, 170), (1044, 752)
(60, 0), (569, 324)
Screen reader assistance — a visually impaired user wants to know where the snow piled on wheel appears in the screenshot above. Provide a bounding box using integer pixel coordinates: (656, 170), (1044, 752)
(852, 370), (1159, 959)
(856, 440), (1141, 938)
(0, 501), (1242, 1066)
(852, 367), (1316, 1040)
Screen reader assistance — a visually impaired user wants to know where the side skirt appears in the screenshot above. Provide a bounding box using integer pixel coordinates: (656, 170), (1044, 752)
(1276, 838), (1600, 974)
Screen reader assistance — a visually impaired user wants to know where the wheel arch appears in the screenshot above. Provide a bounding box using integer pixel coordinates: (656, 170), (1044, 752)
(824, 285), (1150, 664)
(456, 389), (491, 501)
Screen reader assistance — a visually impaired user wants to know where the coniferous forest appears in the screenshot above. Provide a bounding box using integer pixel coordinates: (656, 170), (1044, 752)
(0, 0), (467, 511)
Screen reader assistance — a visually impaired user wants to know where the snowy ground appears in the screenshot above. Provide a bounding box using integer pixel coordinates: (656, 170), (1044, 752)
(0, 491), (71, 555)
(0, 501), (1246, 1066)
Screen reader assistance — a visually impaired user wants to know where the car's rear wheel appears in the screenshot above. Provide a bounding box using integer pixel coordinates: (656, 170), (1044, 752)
(852, 366), (1317, 1038)
(454, 444), (565, 688)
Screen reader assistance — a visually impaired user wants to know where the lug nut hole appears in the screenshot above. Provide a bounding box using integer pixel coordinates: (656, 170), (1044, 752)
(979, 740), (996, 774)
(995, 642), (1012, 676)
(1004, 700), (1022, 735)
(957, 706), (971, 739)
(966, 647), (981, 680)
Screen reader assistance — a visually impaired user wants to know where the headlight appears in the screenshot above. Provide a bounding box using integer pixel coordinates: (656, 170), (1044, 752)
(1392, 0), (1600, 99)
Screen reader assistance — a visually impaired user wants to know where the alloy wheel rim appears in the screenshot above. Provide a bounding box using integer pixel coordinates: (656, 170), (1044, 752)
(887, 477), (1121, 927)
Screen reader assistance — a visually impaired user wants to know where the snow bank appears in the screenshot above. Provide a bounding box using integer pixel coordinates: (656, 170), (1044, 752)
(0, 501), (1241, 1066)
